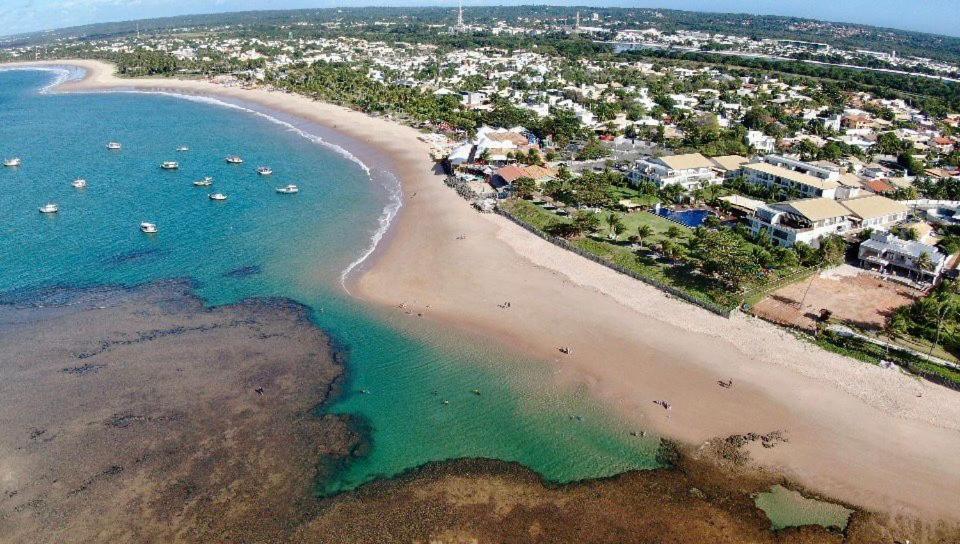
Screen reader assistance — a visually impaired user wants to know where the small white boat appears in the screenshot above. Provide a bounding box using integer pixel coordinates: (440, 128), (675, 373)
(176, 146), (190, 152)
(39, 203), (59, 214)
(209, 192), (228, 201)
(161, 161), (179, 170)
(140, 222), (158, 234)
(106, 142), (122, 150)
(3, 157), (21, 167)
(257, 166), (273, 175)
(276, 184), (299, 194)
(71, 178), (87, 188)
(225, 155), (244, 164)
(193, 176), (213, 187)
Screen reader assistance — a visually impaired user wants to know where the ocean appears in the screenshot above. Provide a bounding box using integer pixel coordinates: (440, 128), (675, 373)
(0, 68), (660, 494)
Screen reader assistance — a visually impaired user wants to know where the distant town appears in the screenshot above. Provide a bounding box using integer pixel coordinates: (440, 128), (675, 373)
(5, 5), (960, 388)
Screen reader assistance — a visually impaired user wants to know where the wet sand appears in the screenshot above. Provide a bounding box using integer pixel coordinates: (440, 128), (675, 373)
(0, 281), (358, 543)
(3, 59), (960, 524)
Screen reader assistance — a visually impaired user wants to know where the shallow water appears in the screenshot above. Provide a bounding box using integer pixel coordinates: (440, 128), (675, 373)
(754, 485), (853, 531)
(0, 68), (660, 493)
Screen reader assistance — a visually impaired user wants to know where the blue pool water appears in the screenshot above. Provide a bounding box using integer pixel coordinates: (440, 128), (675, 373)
(0, 68), (660, 494)
(657, 207), (714, 227)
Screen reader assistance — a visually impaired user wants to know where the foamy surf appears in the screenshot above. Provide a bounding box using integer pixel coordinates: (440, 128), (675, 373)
(64, 85), (401, 295)
(339, 170), (403, 294)
(23, 67), (404, 296)
(0, 65), (80, 94)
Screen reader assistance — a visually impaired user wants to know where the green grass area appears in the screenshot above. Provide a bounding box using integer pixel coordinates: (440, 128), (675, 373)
(501, 199), (735, 308)
(607, 185), (661, 207)
(617, 211), (689, 242)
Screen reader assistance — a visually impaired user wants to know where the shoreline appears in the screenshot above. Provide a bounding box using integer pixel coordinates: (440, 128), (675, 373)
(6, 59), (960, 522)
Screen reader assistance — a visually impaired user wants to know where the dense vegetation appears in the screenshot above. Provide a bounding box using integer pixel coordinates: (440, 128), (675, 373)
(620, 49), (960, 115)
(7, 5), (960, 64)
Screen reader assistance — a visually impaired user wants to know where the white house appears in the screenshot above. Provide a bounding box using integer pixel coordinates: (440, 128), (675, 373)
(627, 153), (721, 191)
(858, 230), (946, 283)
(747, 130), (776, 153)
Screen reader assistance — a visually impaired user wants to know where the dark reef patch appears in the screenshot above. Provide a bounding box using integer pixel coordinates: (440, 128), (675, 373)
(222, 264), (262, 278)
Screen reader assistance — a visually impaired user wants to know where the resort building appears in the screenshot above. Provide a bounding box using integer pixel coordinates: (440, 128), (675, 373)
(743, 161), (841, 199)
(762, 154), (841, 182)
(840, 195), (909, 230)
(749, 197), (852, 247)
(627, 153), (720, 191)
(858, 230), (946, 283)
(709, 155), (749, 179)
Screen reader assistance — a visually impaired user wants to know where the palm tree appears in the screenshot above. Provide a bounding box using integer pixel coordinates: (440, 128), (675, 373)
(929, 295), (957, 356)
(605, 212), (624, 240)
(613, 221), (626, 240)
(636, 224), (653, 249)
(916, 251), (934, 277)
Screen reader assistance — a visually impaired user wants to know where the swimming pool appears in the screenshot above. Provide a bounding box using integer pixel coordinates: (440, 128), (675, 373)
(656, 207), (713, 228)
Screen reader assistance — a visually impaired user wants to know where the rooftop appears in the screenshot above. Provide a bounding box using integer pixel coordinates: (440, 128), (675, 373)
(744, 162), (841, 190)
(840, 195), (908, 220)
(776, 198), (851, 222)
(658, 152), (714, 171)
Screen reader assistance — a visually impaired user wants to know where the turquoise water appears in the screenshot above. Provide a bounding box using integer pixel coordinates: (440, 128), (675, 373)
(0, 68), (660, 493)
(754, 485), (853, 531)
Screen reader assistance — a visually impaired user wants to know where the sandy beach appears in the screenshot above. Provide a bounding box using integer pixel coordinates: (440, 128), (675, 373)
(7, 59), (960, 523)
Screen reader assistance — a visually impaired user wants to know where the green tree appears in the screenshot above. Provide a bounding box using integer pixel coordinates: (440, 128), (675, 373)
(513, 176), (536, 199)
(636, 224), (653, 248)
(572, 210), (600, 238)
(686, 228), (760, 291)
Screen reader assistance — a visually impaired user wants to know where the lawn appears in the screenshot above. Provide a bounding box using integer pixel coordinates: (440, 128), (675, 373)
(617, 211), (689, 243)
(500, 199), (735, 308)
(607, 185), (661, 207)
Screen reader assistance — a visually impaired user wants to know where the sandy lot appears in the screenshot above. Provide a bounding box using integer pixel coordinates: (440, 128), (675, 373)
(752, 265), (923, 332)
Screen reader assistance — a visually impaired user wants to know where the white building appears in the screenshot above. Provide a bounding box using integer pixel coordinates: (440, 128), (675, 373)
(749, 198), (853, 247)
(743, 162), (841, 199)
(839, 195), (909, 230)
(628, 153), (721, 191)
(858, 230), (946, 283)
(747, 130), (776, 153)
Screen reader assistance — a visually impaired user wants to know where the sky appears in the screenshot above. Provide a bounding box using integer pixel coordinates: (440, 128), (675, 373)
(2, 0), (958, 38)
